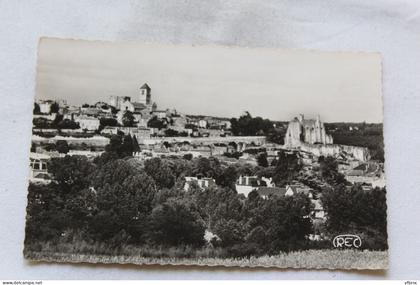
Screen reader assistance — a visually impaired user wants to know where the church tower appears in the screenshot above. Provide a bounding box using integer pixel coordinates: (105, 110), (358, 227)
(139, 83), (151, 105)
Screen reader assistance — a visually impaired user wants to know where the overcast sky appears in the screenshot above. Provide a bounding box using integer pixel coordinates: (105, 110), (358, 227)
(36, 38), (383, 123)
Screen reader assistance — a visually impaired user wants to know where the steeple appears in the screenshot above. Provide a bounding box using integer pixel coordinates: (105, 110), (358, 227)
(139, 83), (151, 105)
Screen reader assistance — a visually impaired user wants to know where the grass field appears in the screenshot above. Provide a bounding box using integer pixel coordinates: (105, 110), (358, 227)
(24, 248), (388, 270)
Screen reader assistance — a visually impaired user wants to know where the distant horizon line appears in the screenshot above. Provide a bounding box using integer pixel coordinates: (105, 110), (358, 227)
(35, 97), (383, 125)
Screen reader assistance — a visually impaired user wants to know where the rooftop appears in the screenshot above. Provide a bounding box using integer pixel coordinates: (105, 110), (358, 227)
(140, 83), (151, 90)
(257, 187), (287, 197)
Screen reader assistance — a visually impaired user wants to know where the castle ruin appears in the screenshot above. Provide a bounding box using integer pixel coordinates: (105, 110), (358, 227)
(284, 114), (370, 162)
(285, 114), (333, 147)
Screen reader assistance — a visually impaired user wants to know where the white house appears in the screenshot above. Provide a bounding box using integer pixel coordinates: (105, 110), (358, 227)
(184, 176), (216, 191)
(29, 152), (52, 184)
(38, 100), (54, 114)
(235, 176), (265, 197)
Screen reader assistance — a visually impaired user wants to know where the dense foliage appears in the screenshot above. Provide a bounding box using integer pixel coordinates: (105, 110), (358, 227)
(321, 186), (388, 250)
(33, 115), (80, 130)
(25, 150), (319, 257)
(122, 111), (136, 127)
(325, 123), (384, 162)
(230, 112), (286, 145)
(147, 116), (167, 129)
(25, 133), (387, 257)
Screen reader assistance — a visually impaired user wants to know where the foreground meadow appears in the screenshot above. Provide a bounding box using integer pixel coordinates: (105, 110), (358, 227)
(25, 245), (388, 270)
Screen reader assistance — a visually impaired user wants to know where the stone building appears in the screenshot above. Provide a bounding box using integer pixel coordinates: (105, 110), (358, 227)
(109, 83), (153, 111)
(29, 152), (52, 184)
(138, 83), (151, 105)
(284, 114), (370, 162)
(284, 114), (333, 147)
(38, 100), (54, 114)
(184, 177), (216, 191)
(110, 83), (154, 126)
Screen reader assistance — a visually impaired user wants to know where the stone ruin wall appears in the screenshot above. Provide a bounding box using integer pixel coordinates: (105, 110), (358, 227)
(299, 143), (370, 162)
(284, 121), (302, 147)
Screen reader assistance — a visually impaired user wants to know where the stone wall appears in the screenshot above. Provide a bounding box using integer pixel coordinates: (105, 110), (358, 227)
(299, 143), (370, 162)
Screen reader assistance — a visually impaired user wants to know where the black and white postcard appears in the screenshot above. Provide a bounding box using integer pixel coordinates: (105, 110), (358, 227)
(24, 38), (387, 269)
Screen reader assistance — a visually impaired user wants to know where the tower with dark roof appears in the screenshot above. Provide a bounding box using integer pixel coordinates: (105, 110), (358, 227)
(139, 83), (151, 105)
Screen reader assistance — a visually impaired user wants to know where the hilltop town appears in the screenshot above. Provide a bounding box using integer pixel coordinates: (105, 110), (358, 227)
(26, 82), (387, 262)
(30, 83), (385, 238)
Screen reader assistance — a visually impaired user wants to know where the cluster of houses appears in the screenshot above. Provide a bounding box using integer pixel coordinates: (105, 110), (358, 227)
(31, 85), (385, 238)
(35, 83), (232, 138)
(183, 174), (325, 220)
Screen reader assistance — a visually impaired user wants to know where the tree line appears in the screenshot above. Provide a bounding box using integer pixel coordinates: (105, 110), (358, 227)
(25, 134), (387, 258)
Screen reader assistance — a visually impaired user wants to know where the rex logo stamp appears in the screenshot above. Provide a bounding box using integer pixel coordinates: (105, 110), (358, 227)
(333, 234), (362, 249)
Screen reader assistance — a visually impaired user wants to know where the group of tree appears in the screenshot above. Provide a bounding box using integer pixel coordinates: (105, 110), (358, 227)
(230, 112), (286, 145)
(147, 116), (167, 129)
(99, 117), (118, 130)
(325, 122), (384, 162)
(25, 153), (314, 257)
(122, 111), (136, 127)
(164, 128), (189, 137)
(33, 114), (80, 130)
(97, 133), (140, 162)
(230, 112), (273, 136)
(42, 140), (70, 154)
(25, 136), (387, 258)
(321, 185), (387, 250)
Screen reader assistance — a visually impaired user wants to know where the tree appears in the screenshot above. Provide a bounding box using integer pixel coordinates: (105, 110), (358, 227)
(90, 159), (138, 188)
(33, 117), (52, 129)
(147, 116), (166, 129)
(216, 165), (238, 189)
(33, 103), (40, 114)
(147, 199), (205, 247)
(122, 111), (136, 127)
(183, 153), (193, 160)
(120, 134), (135, 157)
(132, 135), (140, 153)
(90, 172), (157, 242)
(164, 128), (180, 137)
(213, 218), (244, 247)
(56, 119), (79, 129)
(321, 185), (387, 250)
(196, 186), (242, 230)
(266, 128), (285, 145)
(105, 134), (123, 153)
(144, 158), (176, 189)
(50, 102), (59, 114)
(56, 140), (69, 154)
(25, 183), (69, 243)
(272, 150), (301, 186)
(318, 156), (345, 185)
(192, 157), (222, 178)
(257, 152), (269, 167)
(48, 155), (95, 191)
(99, 117), (118, 128)
(104, 134), (136, 158)
(257, 195), (312, 253)
(230, 112), (273, 136)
